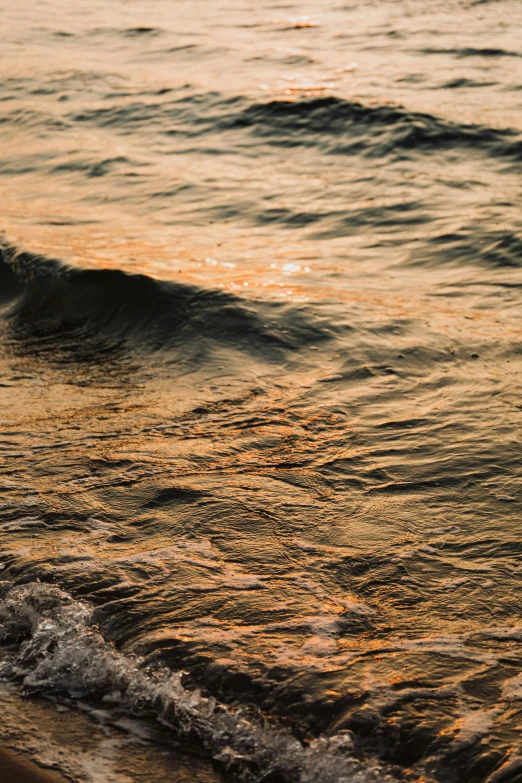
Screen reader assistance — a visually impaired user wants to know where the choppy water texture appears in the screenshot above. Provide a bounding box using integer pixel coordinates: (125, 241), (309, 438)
(0, 1), (521, 781)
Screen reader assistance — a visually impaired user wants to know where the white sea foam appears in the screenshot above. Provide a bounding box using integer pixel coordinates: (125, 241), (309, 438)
(0, 583), (394, 783)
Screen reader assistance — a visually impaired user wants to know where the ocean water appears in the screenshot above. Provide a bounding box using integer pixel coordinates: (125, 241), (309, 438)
(0, 1), (521, 781)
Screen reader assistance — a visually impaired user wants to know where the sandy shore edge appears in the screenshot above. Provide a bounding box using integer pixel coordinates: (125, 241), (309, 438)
(0, 744), (70, 783)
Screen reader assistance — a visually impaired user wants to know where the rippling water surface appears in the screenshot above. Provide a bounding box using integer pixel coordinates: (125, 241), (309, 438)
(0, 1), (521, 782)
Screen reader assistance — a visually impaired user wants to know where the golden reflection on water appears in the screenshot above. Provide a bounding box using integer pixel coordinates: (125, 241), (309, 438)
(1, 1), (522, 778)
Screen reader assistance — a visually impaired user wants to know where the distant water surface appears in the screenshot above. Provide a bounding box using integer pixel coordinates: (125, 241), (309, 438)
(0, 1), (521, 782)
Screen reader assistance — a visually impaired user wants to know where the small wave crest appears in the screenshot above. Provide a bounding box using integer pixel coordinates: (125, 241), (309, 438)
(0, 243), (324, 361)
(68, 93), (522, 162)
(0, 582), (392, 783)
(232, 97), (522, 160)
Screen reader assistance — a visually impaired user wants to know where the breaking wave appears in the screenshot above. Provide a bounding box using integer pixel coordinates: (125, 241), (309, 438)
(0, 582), (393, 783)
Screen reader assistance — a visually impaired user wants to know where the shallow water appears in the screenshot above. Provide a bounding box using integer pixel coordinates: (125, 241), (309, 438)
(0, 1), (521, 782)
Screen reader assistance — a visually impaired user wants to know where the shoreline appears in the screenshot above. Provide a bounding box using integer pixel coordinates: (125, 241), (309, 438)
(0, 744), (69, 783)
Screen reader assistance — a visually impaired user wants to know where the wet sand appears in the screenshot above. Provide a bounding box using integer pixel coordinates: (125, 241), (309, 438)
(0, 746), (69, 783)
